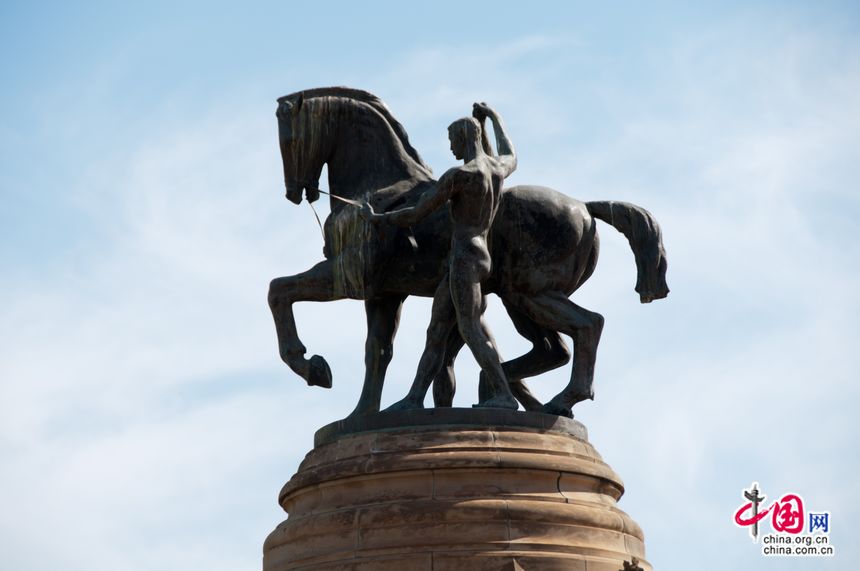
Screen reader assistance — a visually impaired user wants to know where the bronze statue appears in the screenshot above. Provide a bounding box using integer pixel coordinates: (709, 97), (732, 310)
(268, 87), (668, 418)
(361, 103), (519, 410)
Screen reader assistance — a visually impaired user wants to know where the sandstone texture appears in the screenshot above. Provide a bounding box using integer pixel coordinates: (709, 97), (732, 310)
(264, 409), (650, 571)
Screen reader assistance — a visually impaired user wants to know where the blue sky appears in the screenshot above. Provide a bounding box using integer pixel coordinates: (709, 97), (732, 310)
(1, 1), (858, 569)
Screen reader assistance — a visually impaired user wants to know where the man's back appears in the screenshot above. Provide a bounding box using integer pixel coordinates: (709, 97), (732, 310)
(445, 158), (505, 240)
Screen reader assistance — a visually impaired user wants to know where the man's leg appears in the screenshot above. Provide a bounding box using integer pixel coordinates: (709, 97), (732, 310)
(385, 274), (458, 411)
(449, 266), (518, 410)
(432, 328), (464, 407)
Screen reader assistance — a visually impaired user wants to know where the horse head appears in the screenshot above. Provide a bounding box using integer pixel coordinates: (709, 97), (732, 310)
(276, 87), (433, 206)
(276, 92), (330, 204)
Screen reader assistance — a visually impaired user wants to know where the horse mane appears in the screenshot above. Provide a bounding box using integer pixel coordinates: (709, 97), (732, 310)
(278, 87), (432, 176)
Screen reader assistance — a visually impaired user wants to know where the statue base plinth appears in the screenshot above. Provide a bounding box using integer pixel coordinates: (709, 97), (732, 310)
(264, 409), (650, 571)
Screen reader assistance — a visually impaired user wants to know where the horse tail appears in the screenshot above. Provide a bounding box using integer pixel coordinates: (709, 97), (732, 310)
(586, 201), (669, 303)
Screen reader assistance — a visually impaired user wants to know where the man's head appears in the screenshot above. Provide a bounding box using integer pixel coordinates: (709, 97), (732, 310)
(447, 117), (481, 160)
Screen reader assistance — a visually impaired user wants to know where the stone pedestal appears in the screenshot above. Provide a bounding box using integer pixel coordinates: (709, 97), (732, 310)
(264, 409), (650, 571)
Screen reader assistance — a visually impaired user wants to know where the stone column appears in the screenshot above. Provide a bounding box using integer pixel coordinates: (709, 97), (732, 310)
(264, 409), (650, 571)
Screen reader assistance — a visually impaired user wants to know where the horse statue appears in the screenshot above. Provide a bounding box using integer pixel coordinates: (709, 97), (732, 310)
(268, 87), (668, 418)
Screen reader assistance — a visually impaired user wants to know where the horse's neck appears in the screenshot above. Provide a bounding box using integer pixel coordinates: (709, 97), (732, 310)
(326, 109), (431, 201)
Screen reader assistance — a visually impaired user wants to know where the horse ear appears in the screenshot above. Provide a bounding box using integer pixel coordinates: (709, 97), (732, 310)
(276, 99), (292, 118)
(293, 92), (304, 115)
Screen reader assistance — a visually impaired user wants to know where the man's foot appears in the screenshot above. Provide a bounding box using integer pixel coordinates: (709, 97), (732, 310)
(473, 394), (519, 410)
(384, 397), (425, 412)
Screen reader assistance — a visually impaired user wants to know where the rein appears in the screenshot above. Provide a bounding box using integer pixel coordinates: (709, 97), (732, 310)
(315, 188), (363, 207)
(303, 187), (360, 242)
(303, 187), (418, 251)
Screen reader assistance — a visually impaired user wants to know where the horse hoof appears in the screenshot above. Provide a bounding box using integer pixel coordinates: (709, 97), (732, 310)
(542, 401), (573, 418)
(307, 355), (333, 388)
(345, 407), (376, 421)
(384, 398), (424, 412)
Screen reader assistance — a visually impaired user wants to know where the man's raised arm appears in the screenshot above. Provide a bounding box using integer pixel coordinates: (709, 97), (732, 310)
(473, 102), (517, 178)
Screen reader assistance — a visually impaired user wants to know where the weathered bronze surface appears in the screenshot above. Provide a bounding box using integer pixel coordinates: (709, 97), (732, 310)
(268, 87), (668, 418)
(361, 103), (521, 411)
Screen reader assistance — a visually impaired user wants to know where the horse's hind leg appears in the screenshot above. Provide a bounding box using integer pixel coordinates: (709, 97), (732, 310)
(438, 301), (569, 411)
(478, 302), (571, 412)
(505, 291), (604, 418)
(351, 295), (406, 417)
(268, 260), (345, 388)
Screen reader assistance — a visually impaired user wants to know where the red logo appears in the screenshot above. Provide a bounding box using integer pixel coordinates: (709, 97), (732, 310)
(771, 494), (804, 534)
(734, 483), (806, 541)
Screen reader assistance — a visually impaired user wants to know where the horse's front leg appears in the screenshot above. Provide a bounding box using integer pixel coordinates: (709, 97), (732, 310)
(349, 295), (406, 418)
(268, 260), (345, 388)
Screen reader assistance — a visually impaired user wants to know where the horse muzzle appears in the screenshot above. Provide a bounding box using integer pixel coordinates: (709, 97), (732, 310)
(285, 180), (321, 205)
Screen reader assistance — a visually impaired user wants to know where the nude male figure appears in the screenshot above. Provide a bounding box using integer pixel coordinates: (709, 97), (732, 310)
(362, 102), (519, 410)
